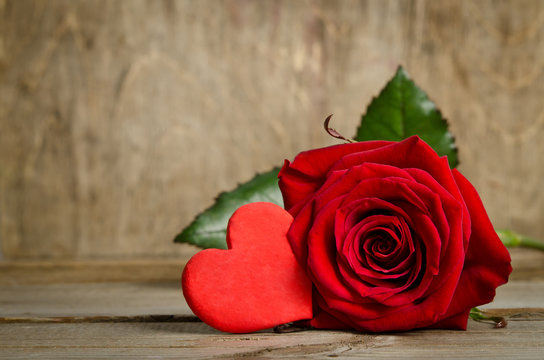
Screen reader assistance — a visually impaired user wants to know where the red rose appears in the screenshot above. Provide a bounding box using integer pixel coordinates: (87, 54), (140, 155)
(278, 136), (511, 332)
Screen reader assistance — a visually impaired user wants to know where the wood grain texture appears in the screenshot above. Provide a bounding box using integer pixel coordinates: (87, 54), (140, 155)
(0, 247), (539, 285)
(0, 248), (542, 318)
(1, 0), (544, 259)
(0, 316), (542, 358)
(0, 282), (192, 318)
(0, 251), (542, 359)
(1, 280), (544, 319)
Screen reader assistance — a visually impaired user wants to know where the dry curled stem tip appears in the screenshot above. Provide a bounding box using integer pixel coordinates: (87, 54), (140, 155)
(494, 319), (508, 329)
(324, 114), (354, 143)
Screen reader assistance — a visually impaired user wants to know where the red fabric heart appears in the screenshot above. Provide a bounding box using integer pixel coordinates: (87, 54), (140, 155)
(182, 202), (313, 333)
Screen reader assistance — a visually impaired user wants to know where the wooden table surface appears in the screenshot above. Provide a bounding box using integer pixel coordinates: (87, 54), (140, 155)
(1, 248), (543, 359)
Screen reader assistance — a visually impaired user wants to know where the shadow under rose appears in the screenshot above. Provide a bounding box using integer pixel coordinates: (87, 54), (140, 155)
(132, 320), (224, 334)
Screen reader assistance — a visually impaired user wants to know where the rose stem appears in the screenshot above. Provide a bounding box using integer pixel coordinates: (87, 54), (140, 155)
(469, 308), (507, 329)
(496, 229), (544, 252)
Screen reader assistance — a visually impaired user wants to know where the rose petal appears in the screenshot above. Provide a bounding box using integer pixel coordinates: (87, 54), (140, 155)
(428, 309), (471, 330)
(279, 141), (391, 213)
(436, 170), (512, 321)
(330, 137), (471, 250)
(280, 137), (501, 332)
(306, 197), (359, 302)
(331, 179), (449, 306)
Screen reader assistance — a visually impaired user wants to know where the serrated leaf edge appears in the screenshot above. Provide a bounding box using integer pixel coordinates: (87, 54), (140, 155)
(173, 167), (281, 247)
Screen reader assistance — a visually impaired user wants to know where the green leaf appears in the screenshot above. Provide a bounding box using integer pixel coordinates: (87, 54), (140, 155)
(174, 168), (283, 249)
(355, 66), (458, 168)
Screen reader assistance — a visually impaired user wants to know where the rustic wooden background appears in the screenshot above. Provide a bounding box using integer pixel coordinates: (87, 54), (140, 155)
(1, 0), (543, 260)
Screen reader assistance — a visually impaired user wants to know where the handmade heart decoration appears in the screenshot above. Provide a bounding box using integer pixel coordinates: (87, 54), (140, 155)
(182, 202), (313, 333)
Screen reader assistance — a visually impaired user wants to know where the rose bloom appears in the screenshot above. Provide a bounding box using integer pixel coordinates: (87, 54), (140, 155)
(278, 136), (512, 332)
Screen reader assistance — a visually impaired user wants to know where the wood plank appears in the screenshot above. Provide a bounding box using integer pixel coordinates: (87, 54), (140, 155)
(0, 247), (541, 285)
(0, 281), (192, 318)
(1, 279), (543, 320)
(0, 319), (542, 359)
(0, 251), (541, 358)
(0, 248), (542, 319)
(482, 280), (544, 309)
(508, 247), (544, 281)
(0, 258), (194, 285)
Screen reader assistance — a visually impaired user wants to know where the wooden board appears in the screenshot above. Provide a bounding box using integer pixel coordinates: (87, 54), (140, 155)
(0, 248), (542, 318)
(0, 318), (542, 359)
(0, 258), (195, 285)
(2, 0), (544, 259)
(1, 280), (544, 319)
(0, 281), (191, 318)
(0, 248), (543, 358)
(0, 247), (541, 285)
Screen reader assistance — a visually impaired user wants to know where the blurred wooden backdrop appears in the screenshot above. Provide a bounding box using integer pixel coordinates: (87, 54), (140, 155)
(1, 0), (543, 260)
